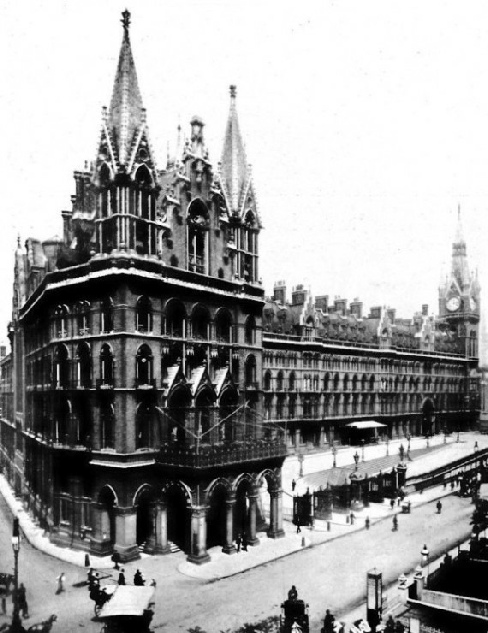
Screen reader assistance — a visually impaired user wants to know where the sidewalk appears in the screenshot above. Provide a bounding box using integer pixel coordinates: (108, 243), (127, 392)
(0, 431), (483, 580)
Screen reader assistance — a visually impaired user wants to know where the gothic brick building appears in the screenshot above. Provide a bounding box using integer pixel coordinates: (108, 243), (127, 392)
(0, 12), (480, 563)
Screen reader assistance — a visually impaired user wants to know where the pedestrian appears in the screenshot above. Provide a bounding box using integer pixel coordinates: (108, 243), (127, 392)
(350, 512), (355, 525)
(18, 583), (29, 619)
(118, 568), (125, 586)
(87, 568), (96, 590)
(436, 500), (442, 514)
(392, 515), (398, 532)
(365, 516), (370, 530)
(55, 572), (66, 594)
(296, 515), (301, 534)
(323, 608), (335, 633)
(288, 585), (298, 601)
(451, 480), (455, 491)
(390, 498), (395, 510)
(133, 569), (144, 586)
(242, 533), (248, 551)
(292, 479), (296, 492)
(475, 441), (479, 450)
(236, 533), (242, 552)
(111, 550), (121, 570)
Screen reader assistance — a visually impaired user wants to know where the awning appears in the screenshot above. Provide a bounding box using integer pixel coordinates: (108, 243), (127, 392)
(346, 421), (387, 429)
(99, 586), (155, 618)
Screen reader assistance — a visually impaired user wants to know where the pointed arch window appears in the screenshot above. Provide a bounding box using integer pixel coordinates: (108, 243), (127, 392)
(196, 391), (213, 442)
(264, 371), (272, 391)
(53, 344), (69, 389)
(135, 165), (153, 220)
(237, 210), (258, 282)
(191, 305), (209, 340)
(187, 199), (209, 274)
(100, 344), (114, 386)
(101, 401), (115, 450)
(136, 403), (154, 449)
(76, 342), (91, 388)
(75, 301), (90, 336)
(136, 344), (153, 386)
(244, 315), (256, 345)
(55, 398), (71, 445)
(215, 310), (233, 343)
(166, 300), (186, 337)
(98, 163), (112, 219)
(54, 305), (69, 339)
(136, 296), (152, 333)
(101, 298), (114, 333)
(245, 355), (257, 388)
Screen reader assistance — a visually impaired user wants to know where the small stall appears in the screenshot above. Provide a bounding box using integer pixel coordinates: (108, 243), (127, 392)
(345, 420), (386, 445)
(98, 585), (156, 633)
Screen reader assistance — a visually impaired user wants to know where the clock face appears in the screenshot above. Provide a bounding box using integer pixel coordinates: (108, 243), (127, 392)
(470, 297), (477, 311)
(446, 296), (461, 312)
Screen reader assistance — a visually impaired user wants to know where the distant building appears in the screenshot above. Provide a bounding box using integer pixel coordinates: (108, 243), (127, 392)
(0, 12), (481, 562)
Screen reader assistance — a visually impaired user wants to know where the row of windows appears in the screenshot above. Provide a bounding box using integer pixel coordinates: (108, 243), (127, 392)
(264, 371), (465, 393)
(27, 343), (259, 391)
(45, 299), (257, 343)
(263, 392), (466, 421)
(263, 351), (465, 377)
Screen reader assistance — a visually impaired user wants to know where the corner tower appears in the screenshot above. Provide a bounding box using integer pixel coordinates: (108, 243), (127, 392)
(87, 11), (161, 256)
(219, 86), (261, 283)
(439, 208), (480, 358)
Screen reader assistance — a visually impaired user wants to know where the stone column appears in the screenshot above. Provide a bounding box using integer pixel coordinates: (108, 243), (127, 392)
(113, 505), (140, 562)
(295, 428), (300, 449)
(153, 501), (171, 555)
(223, 494), (236, 555)
(267, 490), (285, 539)
(187, 505), (210, 565)
(248, 493), (260, 546)
(90, 501), (113, 557)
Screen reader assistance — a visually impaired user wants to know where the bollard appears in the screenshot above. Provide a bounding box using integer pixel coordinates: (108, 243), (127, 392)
(327, 521), (331, 531)
(301, 537), (306, 548)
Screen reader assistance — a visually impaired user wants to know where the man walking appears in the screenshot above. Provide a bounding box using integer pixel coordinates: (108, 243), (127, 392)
(18, 583), (29, 619)
(436, 500), (442, 514)
(296, 515), (301, 534)
(236, 533), (242, 552)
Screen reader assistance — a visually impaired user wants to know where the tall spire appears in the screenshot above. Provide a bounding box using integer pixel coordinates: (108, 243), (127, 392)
(220, 85), (251, 215)
(451, 205), (470, 290)
(107, 10), (144, 167)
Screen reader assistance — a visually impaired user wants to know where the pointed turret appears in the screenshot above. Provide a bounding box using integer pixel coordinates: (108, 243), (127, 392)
(452, 206), (471, 290)
(106, 10), (145, 168)
(220, 86), (257, 220)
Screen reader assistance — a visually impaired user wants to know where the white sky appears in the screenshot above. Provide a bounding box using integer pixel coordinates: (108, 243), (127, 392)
(1, 0), (488, 355)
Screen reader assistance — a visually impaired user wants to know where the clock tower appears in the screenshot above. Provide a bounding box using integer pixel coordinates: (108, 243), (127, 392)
(439, 208), (480, 358)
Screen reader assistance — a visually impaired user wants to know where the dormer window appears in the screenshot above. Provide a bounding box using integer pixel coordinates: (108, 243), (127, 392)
(136, 296), (152, 333)
(54, 305), (69, 339)
(187, 199), (209, 275)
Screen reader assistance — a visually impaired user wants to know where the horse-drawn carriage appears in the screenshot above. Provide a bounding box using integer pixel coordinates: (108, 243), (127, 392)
(280, 590), (309, 633)
(97, 586), (155, 633)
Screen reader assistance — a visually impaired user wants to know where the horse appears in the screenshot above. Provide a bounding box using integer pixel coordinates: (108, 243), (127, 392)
(26, 614), (57, 633)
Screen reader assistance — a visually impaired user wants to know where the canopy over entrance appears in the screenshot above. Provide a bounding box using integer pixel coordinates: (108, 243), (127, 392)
(346, 421), (386, 429)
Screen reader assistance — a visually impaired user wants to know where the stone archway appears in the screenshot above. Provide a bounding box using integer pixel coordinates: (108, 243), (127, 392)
(134, 485), (157, 552)
(206, 484), (228, 549)
(256, 469), (285, 539)
(166, 485), (189, 551)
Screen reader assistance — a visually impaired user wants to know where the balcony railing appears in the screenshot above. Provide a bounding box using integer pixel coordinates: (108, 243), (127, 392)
(96, 379), (114, 390)
(157, 439), (287, 468)
(136, 378), (156, 390)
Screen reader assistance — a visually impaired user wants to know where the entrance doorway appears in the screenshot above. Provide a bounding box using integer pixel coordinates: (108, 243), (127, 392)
(166, 486), (188, 551)
(207, 486), (227, 548)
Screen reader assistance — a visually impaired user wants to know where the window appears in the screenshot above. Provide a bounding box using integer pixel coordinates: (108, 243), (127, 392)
(136, 296), (152, 332)
(75, 301), (90, 336)
(245, 355), (257, 388)
(101, 402), (115, 449)
(53, 345), (69, 388)
(54, 305), (68, 339)
(187, 199), (209, 274)
(244, 316), (256, 345)
(215, 310), (232, 343)
(76, 343), (91, 388)
(100, 344), (114, 386)
(101, 298), (114, 333)
(264, 371), (272, 391)
(166, 300), (185, 337)
(136, 403), (154, 449)
(136, 345), (153, 385)
(191, 305), (209, 340)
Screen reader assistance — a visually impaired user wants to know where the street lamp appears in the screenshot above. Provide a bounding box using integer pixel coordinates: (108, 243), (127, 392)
(11, 517), (22, 633)
(353, 451), (360, 472)
(332, 445), (337, 468)
(386, 435), (390, 456)
(361, 439), (365, 461)
(421, 544), (429, 581)
(406, 432), (411, 456)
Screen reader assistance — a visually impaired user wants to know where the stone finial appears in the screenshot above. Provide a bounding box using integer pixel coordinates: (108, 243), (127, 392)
(230, 85), (237, 99)
(121, 9), (131, 33)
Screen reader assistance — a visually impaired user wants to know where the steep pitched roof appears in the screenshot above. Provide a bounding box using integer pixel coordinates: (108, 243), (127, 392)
(220, 86), (253, 216)
(107, 10), (145, 167)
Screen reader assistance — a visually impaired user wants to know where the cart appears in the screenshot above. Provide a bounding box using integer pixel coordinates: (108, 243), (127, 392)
(98, 586), (155, 633)
(279, 597), (309, 633)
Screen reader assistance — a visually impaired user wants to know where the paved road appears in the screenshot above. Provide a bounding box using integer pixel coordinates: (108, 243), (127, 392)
(0, 492), (474, 633)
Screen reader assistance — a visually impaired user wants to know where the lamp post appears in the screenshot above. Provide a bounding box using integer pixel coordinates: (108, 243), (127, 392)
(11, 517), (22, 632)
(361, 439), (365, 462)
(421, 544), (429, 582)
(332, 445), (337, 468)
(386, 435), (389, 456)
(353, 451), (360, 472)
(406, 432), (411, 457)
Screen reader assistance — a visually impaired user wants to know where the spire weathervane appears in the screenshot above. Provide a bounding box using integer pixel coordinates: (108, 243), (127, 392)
(121, 9), (131, 34)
